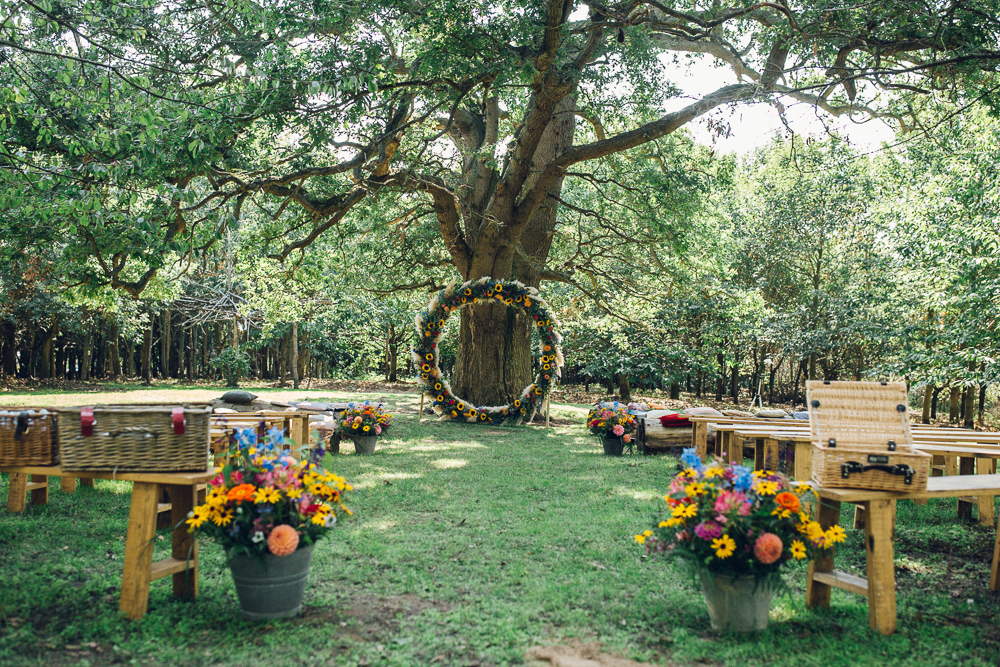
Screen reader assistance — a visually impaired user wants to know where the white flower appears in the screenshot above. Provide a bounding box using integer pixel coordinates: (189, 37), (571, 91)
(252, 531), (265, 543)
(323, 514), (337, 528)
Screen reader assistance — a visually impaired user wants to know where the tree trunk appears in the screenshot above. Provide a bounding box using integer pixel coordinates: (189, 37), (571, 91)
(40, 326), (55, 380)
(188, 326), (195, 379)
(949, 386), (960, 423)
(716, 353), (726, 401)
(730, 359), (739, 404)
(921, 384), (934, 424)
(81, 325), (93, 382)
(95, 327), (107, 379)
(964, 373), (976, 429)
(109, 324), (121, 379)
(696, 370), (703, 398)
(291, 321), (300, 389)
(2, 320), (15, 378)
(618, 374), (631, 403)
(388, 323), (399, 382)
(669, 381), (680, 400)
(141, 325), (152, 385)
(931, 385), (941, 420)
(449, 97), (575, 407)
(160, 310), (171, 379)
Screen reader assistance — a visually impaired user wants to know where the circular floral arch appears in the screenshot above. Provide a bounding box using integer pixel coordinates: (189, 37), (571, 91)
(412, 278), (564, 425)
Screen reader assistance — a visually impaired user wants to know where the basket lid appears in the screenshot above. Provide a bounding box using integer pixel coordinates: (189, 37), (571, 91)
(806, 380), (914, 452)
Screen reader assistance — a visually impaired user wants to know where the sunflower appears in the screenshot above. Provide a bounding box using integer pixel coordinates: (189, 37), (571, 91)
(436, 395), (444, 401)
(495, 283), (502, 292)
(425, 353), (434, 361)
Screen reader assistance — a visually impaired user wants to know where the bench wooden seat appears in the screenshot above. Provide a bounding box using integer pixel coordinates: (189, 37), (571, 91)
(2, 464), (215, 620)
(807, 474), (1000, 635)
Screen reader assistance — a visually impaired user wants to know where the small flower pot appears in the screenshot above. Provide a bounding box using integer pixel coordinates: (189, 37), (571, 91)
(352, 435), (378, 455)
(228, 545), (314, 621)
(699, 571), (772, 632)
(602, 436), (624, 456)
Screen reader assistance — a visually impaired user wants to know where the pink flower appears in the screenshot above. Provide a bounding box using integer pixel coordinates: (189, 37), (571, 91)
(694, 521), (723, 541)
(714, 491), (748, 514)
(612, 424), (625, 436)
(601, 410), (612, 419)
(623, 434), (631, 443)
(738, 503), (752, 516)
(754, 532), (783, 564)
(268, 525), (300, 556)
(229, 471), (244, 485)
(375, 424), (382, 434)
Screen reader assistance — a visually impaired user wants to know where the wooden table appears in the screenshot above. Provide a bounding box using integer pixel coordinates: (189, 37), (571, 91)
(806, 474), (1000, 635)
(2, 464), (215, 620)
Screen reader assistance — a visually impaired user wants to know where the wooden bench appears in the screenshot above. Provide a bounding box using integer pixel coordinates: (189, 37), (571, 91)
(806, 474), (1000, 635)
(2, 464), (215, 620)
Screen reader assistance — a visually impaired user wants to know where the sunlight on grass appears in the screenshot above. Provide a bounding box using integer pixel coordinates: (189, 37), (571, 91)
(357, 518), (399, 532)
(409, 441), (486, 452)
(349, 471), (424, 489)
(613, 487), (662, 501)
(431, 458), (468, 470)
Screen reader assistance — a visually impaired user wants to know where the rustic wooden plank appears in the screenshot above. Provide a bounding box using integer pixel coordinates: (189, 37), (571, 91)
(812, 570), (869, 597)
(29, 474), (48, 505)
(978, 458), (997, 528)
(6, 472), (27, 512)
(167, 484), (198, 598)
(120, 482), (161, 620)
(692, 422), (707, 460)
(149, 558), (191, 581)
(958, 457), (976, 520)
(60, 477), (77, 493)
(864, 499), (898, 635)
(806, 499), (842, 609)
(793, 441), (813, 483)
(0, 464), (216, 485)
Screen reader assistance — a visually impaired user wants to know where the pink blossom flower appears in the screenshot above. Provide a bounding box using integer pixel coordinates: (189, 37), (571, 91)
(738, 502), (752, 516)
(612, 424), (625, 436)
(694, 521), (723, 541)
(375, 424), (382, 434)
(229, 471), (244, 485)
(623, 434), (631, 443)
(601, 410), (612, 419)
(714, 490), (748, 514)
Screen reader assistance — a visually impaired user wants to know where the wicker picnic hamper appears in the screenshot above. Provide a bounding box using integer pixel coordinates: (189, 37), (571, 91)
(56, 404), (212, 472)
(807, 380), (931, 492)
(0, 408), (57, 466)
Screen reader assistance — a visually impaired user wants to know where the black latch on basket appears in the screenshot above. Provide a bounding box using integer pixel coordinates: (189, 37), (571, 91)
(841, 461), (914, 484)
(887, 440), (897, 451)
(13, 411), (29, 440)
(828, 438), (836, 448)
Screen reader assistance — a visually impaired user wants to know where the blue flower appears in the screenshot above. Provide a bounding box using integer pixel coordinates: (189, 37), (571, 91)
(235, 428), (256, 449)
(680, 448), (704, 471)
(266, 426), (285, 445)
(732, 465), (753, 492)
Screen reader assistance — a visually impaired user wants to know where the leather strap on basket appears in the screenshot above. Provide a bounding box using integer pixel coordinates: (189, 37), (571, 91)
(172, 407), (186, 435)
(13, 411), (29, 440)
(841, 461), (914, 485)
(80, 407), (95, 436)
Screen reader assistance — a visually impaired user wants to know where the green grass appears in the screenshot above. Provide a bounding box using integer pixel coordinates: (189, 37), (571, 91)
(1, 388), (1000, 666)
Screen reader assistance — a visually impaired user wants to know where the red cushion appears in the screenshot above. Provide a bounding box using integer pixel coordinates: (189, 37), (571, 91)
(659, 414), (691, 427)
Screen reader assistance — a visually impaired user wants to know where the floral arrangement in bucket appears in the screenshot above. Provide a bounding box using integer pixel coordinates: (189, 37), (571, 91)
(186, 427), (353, 619)
(336, 401), (392, 438)
(635, 448), (841, 631)
(587, 402), (636, 440)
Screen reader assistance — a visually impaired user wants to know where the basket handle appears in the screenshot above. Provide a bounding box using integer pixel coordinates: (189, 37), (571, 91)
(13, 411), (29, 440)
(841, 460), (914, 485)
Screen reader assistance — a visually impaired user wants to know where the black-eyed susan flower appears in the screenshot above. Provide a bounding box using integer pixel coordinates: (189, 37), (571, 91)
(495, 283), (502, 292)
(425, 353), (434, 361)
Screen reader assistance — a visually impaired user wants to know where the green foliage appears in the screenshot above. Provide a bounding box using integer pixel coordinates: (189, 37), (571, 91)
(209, 347), (251, 387)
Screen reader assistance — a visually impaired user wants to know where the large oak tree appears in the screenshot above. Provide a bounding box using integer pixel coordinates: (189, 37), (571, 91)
(2, 0), (999, 403)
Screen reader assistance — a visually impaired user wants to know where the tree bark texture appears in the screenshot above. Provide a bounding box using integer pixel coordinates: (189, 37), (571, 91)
(291, 321), (300, 389)
(141, 325), (152, 385)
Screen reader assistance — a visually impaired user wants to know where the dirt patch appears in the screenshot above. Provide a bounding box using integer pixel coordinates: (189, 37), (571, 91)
(293, 593), (450, 641)
(526, 641), (675, 667)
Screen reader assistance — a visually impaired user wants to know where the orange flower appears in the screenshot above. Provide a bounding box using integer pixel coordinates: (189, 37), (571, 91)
(267, 524), (300, 556)
(226, 484), (256, 503)
(774, 491), (801, 513)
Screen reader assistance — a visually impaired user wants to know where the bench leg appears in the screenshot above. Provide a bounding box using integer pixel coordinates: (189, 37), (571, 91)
(806, 498), (842, 609)
(977, 458), (996, 528)
(692, 422), (707, 461)
(60, 477), (77, 493)
(958, 457), (975, 520)
(80, 478), (95, 488)
(7, 472), (28, 512)
(167, 485), (198, 599)
(991, 513), (1000, 591)
(120, 481), (161, 620)
(864, 499), (897, 635)
(793, 441), (813, 482)
(761, 437), (779, 472)
(30, 474), (49, 505)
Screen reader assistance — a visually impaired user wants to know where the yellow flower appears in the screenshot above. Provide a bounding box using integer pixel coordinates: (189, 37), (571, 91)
(659, 518), (684, 528)
(254, 486), (278, 504)
(524, 299), (531, 306)
(711, 534), (736, 559)
(634, 534), (646, 544)
(210, 508), (234, 526)
(286, 486), (304, 499)
(311, 511), (328, 525)
(825, 525), (847, 545)
(643, 530), (653, 537)
(495, 283), (502, 292)
(363, 425), (370, 432)
(672, 503), (698, 519)
(790, 540), (807, 560)
(771, 507), (792, 519)
(755, 480), (779, 496)
(684, 482), (707, 497)
(703, 466), (723, 478)
(186, 505), (211, 529)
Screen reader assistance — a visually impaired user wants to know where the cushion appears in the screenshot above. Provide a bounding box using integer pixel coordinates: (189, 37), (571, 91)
(220, 390), (257, 405)
(645, 409), (678, 419)
(754, 409), (788, 418)
(721, 409), (755, 418)
(683, 407), (724, 417)
(213, 407), (238, 414)
(792, 411), (810, 420)
(659, 414), (691, 427)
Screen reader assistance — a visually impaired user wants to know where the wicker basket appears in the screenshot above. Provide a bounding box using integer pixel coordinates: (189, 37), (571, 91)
(57, 404), (212, 472)
(0, 408), (57, 466)
(807, 381), (930, 492)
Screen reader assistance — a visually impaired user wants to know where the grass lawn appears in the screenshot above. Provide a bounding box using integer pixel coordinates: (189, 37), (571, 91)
(1, 386), (1000, 666)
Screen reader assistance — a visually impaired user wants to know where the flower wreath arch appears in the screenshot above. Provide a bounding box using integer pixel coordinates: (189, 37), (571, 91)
(412, 278), (564, 425)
